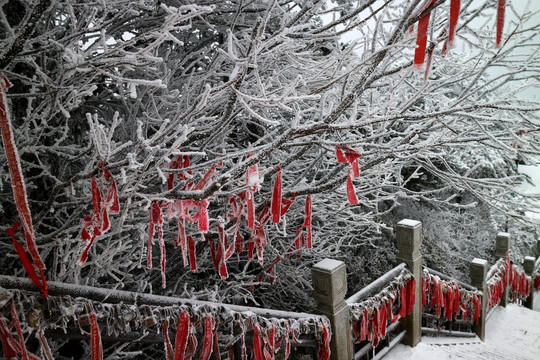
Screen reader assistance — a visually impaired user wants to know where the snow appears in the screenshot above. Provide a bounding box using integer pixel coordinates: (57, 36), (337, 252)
(313, 258), (344, 272)
(516, 165), (540, 223)
(397, 219), (422, 228)
(384, 291), (540, 360)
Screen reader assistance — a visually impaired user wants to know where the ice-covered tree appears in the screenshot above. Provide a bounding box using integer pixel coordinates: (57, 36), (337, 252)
(0, 0), (539, 339)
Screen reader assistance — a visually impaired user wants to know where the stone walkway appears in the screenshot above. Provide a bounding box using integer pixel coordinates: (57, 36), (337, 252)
(384, 292), (540, 360)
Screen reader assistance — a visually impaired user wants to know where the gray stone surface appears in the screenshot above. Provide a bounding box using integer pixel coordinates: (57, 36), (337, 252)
(396, 219), (422, 347)
(495, 233), (511, 256)
(470, 258), (488, 341)
(312, 259), (352, 360)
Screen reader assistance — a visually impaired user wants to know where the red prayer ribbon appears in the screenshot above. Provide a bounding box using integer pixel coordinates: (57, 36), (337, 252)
(496, 0), (506, 48)
(0, 74), (46, 274)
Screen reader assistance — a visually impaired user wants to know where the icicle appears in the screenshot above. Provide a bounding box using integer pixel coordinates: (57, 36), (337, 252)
(271, 166), (282, 223)
(496, 0), (506, 48)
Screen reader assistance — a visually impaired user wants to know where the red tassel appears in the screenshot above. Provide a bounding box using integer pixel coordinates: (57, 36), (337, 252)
(91, 312), (103, 360)
(336, 146), (347, 163)
(318, 323), (331, 360)
(496, 0), (506, 48)
(163, 320), (174, 360)
(200, 315), (214, 360)
(7, 223), (47, 297)
(247, 190), (255, 229)
(272, 167), (282, 223)
(407, 279), (416, 315)
(188, 236), (197, 271)
(0, 313), (18, 359)
(253, 325), (264, 360)
(414, 11), (431, 68)
(174, 311), (190, 360)
(346, 169), (359, 205)
(213, 329), (221, 360)
(399, 284), (407, 318)
(176, 204), (188, 267)
(304, 195), (312, 249)
(147, 201), (162, 269)
(448, 0), (460, 48)
(193, 163), (218, 191)
(197, 199), (209, 232)
(1, 75), (45, 272)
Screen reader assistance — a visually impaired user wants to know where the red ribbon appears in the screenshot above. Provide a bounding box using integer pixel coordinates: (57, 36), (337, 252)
(271, 166), (283, 223)
(91, 312), (103, 360)
(496, 0), (506, 48)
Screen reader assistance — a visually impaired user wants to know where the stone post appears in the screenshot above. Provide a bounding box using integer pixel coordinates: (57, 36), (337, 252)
(536, 239), (540, 256)
(470, 258), (488, 341)
(312, 259), (352, 360)
(395, 219), (422, 347)
(523, 256), (535, 310)
(495, 232), (511, 307)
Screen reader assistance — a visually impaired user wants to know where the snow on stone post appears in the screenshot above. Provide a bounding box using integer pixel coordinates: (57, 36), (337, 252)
(523, 256), (535, 310)
(395, 219), (422, 347)
(470, 258), (488, 341)
(495, 232), (511, 307)
(312, 258), (352, 360)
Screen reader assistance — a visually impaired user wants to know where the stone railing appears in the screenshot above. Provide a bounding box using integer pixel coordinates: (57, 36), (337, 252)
(311, 219), (538, 359)
(311, 219), (423, 360)
(1, 219), (537, 360)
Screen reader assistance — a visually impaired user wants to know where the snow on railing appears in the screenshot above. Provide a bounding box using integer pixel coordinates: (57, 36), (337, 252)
(346, 263), (414, 358)
(421, 268), (482, 328)
(0, 275), (330, 360)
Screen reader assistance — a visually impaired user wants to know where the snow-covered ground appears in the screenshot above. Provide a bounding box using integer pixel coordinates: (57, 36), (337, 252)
(517, 165), (540, 223)
(384, 292), (540, 359)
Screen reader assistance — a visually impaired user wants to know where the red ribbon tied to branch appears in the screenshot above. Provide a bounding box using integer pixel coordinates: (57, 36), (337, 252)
(1, 73), (47, 284)
(496, 0), (506, 48)
(336, 145), (362, 205)
(6, 222), (48, 297)
(79, 162), (120, 265)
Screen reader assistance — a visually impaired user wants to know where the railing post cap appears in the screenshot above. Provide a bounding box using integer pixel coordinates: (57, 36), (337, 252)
(471, 258), (488, 267)
(312, 259), (347, 309)
(312, 258), (345, 273)
(523, 256), (535, 274)
(496, 232), (510, 238)
(397, 219), (422, 228)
